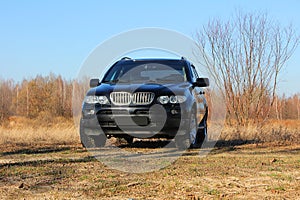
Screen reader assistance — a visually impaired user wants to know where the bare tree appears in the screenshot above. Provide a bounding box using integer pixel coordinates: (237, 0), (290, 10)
(297, 94), (300, 120)
(274, 95), (283, 120)
(0, 79), (15, 123)
(195, 11), (299, 126)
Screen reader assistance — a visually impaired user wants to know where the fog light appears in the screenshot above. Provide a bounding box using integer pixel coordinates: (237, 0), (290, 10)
(84, 109), (95, 115)
(171, 109), (179, 115)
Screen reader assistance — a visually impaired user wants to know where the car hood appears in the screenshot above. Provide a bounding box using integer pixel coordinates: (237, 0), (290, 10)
(87, 82), (190, 96)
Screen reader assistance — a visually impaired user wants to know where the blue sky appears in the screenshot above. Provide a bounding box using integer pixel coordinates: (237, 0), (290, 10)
(0, 0), (299, 95)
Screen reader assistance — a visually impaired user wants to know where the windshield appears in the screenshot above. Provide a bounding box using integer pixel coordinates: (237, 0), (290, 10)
(102, 62), (188, 84)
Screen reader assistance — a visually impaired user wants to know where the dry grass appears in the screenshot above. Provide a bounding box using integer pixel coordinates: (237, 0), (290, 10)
(219, 119), (300, 145)
(0, 117), (79, 146)
(1, 117), (299, 146)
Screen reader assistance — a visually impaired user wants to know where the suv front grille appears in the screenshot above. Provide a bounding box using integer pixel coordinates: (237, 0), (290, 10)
(132, 92), (155, 105)
(110, 92), (154, 105)
(110, 92), (131, 105)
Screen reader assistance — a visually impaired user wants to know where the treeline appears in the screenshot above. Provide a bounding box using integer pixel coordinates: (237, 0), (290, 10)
(272, 94), (300, 120)
(0, 73), (88, 124)
(0, 74), (299, 125)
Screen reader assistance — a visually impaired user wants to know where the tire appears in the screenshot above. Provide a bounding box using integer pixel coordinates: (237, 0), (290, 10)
(80, 120), (107, 148)
(195, 121), (207, 148)
(195, 110), (208, 148)
(80, 130), (96, 148)
(175, 111), (197, 150)
(124, 136), (134, 144)
(92, 134), (107, 147)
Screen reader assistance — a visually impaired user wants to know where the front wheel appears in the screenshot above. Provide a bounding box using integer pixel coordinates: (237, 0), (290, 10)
(193, 109), (208, 148)
(124, 136), (134, 144)
(175, 111), (197, 150)
(195, 121), (207, 148)
(80, 120), (107, 148)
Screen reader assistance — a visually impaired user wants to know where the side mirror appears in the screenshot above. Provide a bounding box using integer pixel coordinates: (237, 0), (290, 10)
(90, 78), (100, 88)
(194, 78), (209, 87)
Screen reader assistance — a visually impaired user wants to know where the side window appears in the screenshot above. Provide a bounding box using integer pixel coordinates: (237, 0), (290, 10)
(191, 65), (199, 82)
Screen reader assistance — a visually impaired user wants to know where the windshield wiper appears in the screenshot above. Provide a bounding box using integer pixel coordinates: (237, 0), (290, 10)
(103, 79), (130, 84)
(144, 80), (161, 84)
(156, 78), (176, 83)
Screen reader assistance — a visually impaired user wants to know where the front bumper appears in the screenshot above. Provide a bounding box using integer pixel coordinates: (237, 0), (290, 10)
(81, 104), (190, 137)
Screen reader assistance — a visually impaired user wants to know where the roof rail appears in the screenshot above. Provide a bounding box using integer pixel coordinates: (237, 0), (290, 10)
(181, 56), (187, 60)
(121, 57), (132, 60)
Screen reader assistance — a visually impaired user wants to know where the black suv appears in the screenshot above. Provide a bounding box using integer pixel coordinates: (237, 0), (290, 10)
(80, 57), (209, 149)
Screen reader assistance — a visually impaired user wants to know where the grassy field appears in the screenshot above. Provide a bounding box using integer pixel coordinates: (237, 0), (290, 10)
(0, 119), (299, 199)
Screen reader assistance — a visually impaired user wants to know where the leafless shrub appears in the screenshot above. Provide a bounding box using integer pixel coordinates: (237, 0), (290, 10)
(195, 10), (300, 127)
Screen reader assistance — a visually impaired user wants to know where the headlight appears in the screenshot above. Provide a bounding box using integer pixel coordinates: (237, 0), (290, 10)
(98, 96), (109, 104)
(169, 95), (178, 104)
(176, 96), (187, 103)
(84, 95), (109, 104)
(157, 95), (186, 104)
(157, 96), (169, 104)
